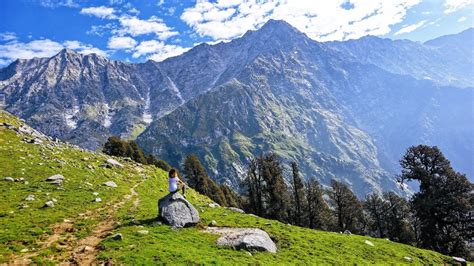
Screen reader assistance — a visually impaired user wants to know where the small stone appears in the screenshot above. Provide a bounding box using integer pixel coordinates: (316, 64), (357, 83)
(81, 246), (94, 253)
(19, 203), (29, 209)
(344, 230), (352, 235)
(20, 248), (28, 253)
(111, 233), (123, 241)
(364, 240), (374, 247)
(246, 251), (252, 256)
(208, 203), (220, 208)
(86, 165), (94, 170)
(93, 192), (99, 196)
(137, 230), (149, 235)
(452, 257), (466, 263)
(227, 207), (245, 213)
(106, 159), (123, 168)
(103, 181), (117, 188)
(264, 222), (272, 226)
(46, 174), (65, 181)
(3, 177), (14, 182)
(15, 178), (25, 182)
(95, 198), (102, 202)
(44, 201), (55, 208)
(403, 256), (412, 261)
(52, 198), (58, 203)
(209, 220), (218, 227)
(25, 195), (35, 201)
(131, 219), (140, 225)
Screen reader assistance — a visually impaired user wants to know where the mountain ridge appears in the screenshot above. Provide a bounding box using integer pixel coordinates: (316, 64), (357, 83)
(1, 20), (472, 196)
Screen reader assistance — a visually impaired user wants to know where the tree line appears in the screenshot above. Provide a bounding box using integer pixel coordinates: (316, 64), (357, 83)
(103, 137), (473, 259)
(241, 146), (473, 259)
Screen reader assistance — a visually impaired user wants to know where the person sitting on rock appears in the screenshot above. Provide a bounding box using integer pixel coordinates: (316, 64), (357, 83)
(168, 168), (186, 198)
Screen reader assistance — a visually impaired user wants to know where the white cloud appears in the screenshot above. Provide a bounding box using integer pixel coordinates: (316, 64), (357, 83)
(80, 6), (117, 19)
(444, 0), (473, 13)
(114, 16), (178, 40)
(457, 16), (468, 22)
(131, 40), (190, 62)
(0, 32), (17, 42)
(39, 0), (79, 8)
(181, 0), (422, 42)
(0, 39), (106, 66)
(63, 40), (108, 56)
(107, 36), (137, 49)
(394, 20), (427, 35)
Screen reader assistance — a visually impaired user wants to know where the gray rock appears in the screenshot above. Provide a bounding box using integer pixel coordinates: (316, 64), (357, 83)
(403, 256), (412, 262)
(93, 192), (99, 196)
(15, 178), (25, 182)
(209, 220), (218, 227)
(106, 159), (123, 168)
(227, 207), (245, 213)
(158, 193), (200, 228)
(111, 233), (123, 240)
(3, 177), (14, 182)
(94, 198), (102, 202)
(208, 203), (220, 208)
(25, 195), (35, 201)
(452, 257), (466, 263)
(103, 181), (117, 188)
(206, 227), (277, 253)
(343, 230), (352, 235)
(46, 174), (65, 181)
(44, 201), (55, 208)
(50, 180), (63, 186)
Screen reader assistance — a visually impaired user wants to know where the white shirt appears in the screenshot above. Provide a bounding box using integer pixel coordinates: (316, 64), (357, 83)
(169, 177), (179, 192)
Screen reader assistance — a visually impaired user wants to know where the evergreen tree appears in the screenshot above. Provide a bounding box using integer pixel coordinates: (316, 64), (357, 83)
(383, 192), (414, 244)
(291, 161), (306, 226)
(103, 136), (129, 157)
(305, 178), (332, 230)
(399, 145), (473, 257)
(129, 140), (147, 164)
(221, 184), (241, 208)
(364, 193), (388, 238)
(245, 157), (265, 216)
(183, 154), (227, 206)
(261, 153), (291, 222)
(327, 179), (364, 233)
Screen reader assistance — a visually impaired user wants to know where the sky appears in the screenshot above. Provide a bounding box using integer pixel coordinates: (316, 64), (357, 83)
(0, 0), (473, 66)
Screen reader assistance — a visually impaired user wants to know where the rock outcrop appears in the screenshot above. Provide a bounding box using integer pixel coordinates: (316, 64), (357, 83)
(205, 227), (277, 253)
(158, 193), (200, 228)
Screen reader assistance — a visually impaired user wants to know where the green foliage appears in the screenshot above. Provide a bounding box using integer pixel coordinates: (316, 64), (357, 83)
(399, 145), (473, 258)
(183, 154), (228, 207)
(327, 180), (364, 233)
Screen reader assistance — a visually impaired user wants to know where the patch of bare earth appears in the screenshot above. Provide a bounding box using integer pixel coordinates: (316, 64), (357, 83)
(9, 183), (141, 265)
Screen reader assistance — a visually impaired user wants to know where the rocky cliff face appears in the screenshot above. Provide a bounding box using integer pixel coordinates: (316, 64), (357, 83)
(1, 20), (472, 195)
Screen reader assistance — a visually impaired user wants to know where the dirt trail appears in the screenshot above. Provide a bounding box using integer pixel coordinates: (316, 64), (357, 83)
(11, 183), (142, 265)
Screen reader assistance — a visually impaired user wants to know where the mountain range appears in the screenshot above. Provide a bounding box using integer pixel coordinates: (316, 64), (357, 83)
(1, 20), (472, 196)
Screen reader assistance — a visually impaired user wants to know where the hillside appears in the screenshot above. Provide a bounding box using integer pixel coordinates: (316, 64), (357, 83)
(0, 110), (455, 264)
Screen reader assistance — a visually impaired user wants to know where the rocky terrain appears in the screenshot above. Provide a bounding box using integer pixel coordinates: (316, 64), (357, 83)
(0, 111), (457, 264)
(1, 20), (472, 195)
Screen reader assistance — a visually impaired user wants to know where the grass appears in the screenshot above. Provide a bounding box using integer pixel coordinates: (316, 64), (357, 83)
(0, 110), (455, 264)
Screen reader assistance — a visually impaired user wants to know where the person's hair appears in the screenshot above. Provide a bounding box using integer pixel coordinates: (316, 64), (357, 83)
(168, 168), (177, 178)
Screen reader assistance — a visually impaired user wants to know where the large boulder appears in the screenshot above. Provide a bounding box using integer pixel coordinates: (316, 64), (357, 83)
(206, 227), (277, 253)
(158, 193), (200, 228)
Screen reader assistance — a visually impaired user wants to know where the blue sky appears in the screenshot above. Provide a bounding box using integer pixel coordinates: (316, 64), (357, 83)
(0, 0), (472, 66)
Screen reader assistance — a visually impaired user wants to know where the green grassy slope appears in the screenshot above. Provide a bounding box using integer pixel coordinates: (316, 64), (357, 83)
(0, 111), (453, 264)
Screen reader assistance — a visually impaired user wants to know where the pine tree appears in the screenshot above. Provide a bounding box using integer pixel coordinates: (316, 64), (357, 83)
(399, 145), (473, 257)
(327, 179), (364, 233)
(183, 154), (227, 206)
(291, 161), (306, 226)
(305, 178), (331, 230)
(261, 153), (291, 222)
(363, 193), (388, 238)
